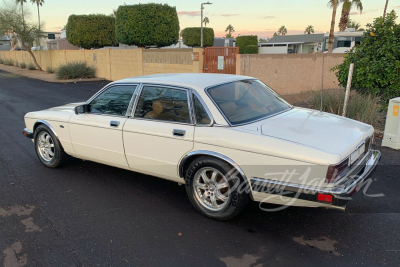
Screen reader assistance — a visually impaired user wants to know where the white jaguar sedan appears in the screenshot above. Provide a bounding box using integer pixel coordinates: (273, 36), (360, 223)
(23, 74), (381, 220)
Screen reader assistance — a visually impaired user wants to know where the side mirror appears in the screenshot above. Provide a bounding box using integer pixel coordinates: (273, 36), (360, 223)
(74, 104), (89, 115)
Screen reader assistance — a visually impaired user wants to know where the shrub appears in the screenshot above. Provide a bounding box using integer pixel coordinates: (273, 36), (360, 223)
(27, 63), (36, 70)
(5, 59), (14, 66)
(236, 35), (258, 54)
(244, 45), (258, 54)
(56, 61), (96, 80)
(181, 27), (214, 47)
(332, 11), (400, 103)
(306, 90), (384, 130)
(115, 3), (179, 47)
(0, 58), (4, 64)
(66, 14), (117, 49)
(15, 61), (19, 67)
(46, 66), (55, 73)
(20, 62), (26, 69)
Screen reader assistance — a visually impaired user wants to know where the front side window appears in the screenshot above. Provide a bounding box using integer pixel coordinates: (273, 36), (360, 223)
(89, 85), (137, 116)
(207, 80), (290, 126)
(193, 94), (212, 125)
(134, 86), (191, 123)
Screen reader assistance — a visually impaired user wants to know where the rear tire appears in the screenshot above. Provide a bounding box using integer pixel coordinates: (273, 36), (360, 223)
(185, 156), (249, 220)
(34, 124), (69, 168)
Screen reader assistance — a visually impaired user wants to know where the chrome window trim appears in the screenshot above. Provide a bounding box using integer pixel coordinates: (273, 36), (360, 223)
(84, 83), (140, 118)
(129, 83), (194, 125)
(204, 79), (293, 127)
(191, 90), (215, 127)
(178, 150), (248, 182)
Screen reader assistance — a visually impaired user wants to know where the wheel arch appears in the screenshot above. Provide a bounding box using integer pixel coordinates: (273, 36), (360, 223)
(33, 120), (59, 138)
(179, 150), (247, 181)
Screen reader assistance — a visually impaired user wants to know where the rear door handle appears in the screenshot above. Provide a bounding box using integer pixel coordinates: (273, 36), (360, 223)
(173, 129), (186, 137)
(110, 121), (120, 127)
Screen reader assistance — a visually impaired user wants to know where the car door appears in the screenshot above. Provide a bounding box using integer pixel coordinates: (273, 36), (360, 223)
(123, 84), (195, 181)
(69, 84), (138, 169)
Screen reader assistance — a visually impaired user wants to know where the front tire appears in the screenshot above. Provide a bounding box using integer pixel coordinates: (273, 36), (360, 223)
(34, 124), (69, 168)
(185, 157), (250, 220)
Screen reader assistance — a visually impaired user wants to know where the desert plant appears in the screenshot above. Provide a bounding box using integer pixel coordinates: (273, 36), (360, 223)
(115, 3), (179, 47)
(244, 45), (258, 54)
(5, 59), (14, 66)
(27, 63), (36, 70)
(66, 14), (117, 49)
(56, 61), (95, 80)
(46, 66), (55, 73)
(0, 58), (4, 64)
(181, 27), (214, 47)
(236, 35), (258, 54)
(20, 62), (27, 68)
(306, 89), (384, 130)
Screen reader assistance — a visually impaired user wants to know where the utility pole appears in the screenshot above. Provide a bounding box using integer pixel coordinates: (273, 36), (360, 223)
(201, 2), (212, 48)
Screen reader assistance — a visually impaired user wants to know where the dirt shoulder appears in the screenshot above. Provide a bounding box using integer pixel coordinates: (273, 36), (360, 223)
(0, 64), (105, 83)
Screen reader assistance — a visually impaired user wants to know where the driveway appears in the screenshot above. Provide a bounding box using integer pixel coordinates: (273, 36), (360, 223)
(0, 70), (399, 266)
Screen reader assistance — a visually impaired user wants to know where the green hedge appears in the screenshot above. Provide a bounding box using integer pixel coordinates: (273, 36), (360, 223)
(182, 27), (214, 47)
(66, 14), (117, 49)
(115, 4), (179, 47)
(236, 35), (258, 54)
(244, 45), (258, 54)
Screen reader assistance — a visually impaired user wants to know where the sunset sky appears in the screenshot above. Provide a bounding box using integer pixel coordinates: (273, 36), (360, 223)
(20, 0), (400, 38)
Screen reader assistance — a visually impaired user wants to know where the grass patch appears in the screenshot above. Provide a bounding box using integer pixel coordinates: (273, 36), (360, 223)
(20, 62), (26, 69)
(56, 61), (96, 80)
(46, 66), (55, 74)
(306, 89), (384, 131)
(27, 63), (36, 70)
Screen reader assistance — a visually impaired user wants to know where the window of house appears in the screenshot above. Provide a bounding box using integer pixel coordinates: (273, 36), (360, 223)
(355, 37), (363, 46)
(48, 34), (56, 39)
(337, 40), (351, 48)
(89, 85), (137, 116)
(193, 94), (211, 125)
(134, 86), (191, 123)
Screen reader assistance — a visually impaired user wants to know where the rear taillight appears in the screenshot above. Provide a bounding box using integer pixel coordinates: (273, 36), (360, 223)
(317, 193), (333, 203)
(326, 158), (349, 183)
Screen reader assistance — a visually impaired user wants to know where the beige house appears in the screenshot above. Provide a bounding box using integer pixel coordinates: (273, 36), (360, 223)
(259, 34), (324, 54)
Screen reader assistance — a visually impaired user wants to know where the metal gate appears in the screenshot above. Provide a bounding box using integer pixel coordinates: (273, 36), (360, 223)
(203, 47), (239, 74)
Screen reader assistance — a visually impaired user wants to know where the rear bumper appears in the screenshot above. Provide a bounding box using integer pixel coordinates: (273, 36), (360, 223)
(23, 128), (34, 139)
(250, 150), (381, 210)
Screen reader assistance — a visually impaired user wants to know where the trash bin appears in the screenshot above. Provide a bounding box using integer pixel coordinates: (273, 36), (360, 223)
(382, 97), (400, 149)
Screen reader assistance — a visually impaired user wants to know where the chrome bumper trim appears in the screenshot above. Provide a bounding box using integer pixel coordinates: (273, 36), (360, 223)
(23, 128), (34, 139)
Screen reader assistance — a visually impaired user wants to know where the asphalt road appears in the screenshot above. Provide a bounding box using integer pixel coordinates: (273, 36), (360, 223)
(0, 70), (399, 267)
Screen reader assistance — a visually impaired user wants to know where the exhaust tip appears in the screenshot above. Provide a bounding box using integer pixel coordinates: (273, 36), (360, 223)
(326, 205), (347, 212)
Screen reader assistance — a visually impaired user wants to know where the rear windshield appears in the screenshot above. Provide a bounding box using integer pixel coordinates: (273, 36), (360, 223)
(207, 80), (291, 126)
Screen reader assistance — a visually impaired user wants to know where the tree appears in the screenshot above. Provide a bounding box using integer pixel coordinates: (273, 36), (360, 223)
(347, 19), (364, 31)
(115, 4), (179, 47)
(225, 24), (235, 37)
(332, 11), (400, 102)
(328, 0), (338, 53)
(181, 27), (214, 47)
(273, 32), (278, 37)
(66, 14), (117, 49)
(329, 0), (363, 32)
(203, 16), (209, 27)
(304, 25), (314, 34)
(0, 1), (44, 70)
(383, 0), (389, 19)
(277, 26), (287, 36)
(236, 35), (258, 54)
(30, 0), (44, 29)
(15, 0), (26, 21)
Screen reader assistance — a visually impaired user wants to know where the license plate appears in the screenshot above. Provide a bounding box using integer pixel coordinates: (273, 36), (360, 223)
(349, 143), (366, 165)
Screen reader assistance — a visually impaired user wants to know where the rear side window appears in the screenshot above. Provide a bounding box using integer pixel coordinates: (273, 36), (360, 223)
(134, 86), (191, 124)
(193, 94), (211, 125)
(89, 85), (137, 116)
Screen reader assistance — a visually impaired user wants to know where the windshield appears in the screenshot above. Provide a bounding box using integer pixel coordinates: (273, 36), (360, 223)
(207, 80), (291, 126)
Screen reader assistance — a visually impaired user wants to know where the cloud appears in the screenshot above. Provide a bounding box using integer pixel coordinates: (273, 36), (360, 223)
(349, 12), (359, 15)
(263, 16), (277, 19)
(177, 11), (200, 17)
(394, 5), (400, 8)
(221, 14), (239, 17)
(363, 8), (380, 14)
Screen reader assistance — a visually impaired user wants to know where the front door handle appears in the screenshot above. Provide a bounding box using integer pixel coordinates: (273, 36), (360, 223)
(173, 129), (186, 137)
(110, 121), (120, 127)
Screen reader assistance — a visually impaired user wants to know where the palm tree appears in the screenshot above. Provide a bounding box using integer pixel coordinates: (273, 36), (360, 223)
(16, 0), (27, 21)
(304, 25), (314, 34)
(328, 0), (338, 53)
(203, 16), (209, 27)
(31, 0), (44, 30)
(347, 19), (364, 31)
(277, 26), (287, 36)
(273, 32), (278, 37)
(383, 0), (389, 19)
(329, 0), (363, 32)
(225, 24), (235, 36)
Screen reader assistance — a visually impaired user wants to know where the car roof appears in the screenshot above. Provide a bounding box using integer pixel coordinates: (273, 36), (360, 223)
(117, 73), (255, 91)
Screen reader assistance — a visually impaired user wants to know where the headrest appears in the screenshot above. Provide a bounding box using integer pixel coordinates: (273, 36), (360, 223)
(152, 100), (164, 114)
